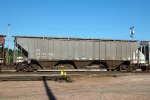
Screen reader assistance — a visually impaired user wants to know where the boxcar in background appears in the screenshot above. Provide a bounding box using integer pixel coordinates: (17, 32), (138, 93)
(0, 35), (5, 72)
(13, 36), (141, 71)
(139, 41), (150, 71)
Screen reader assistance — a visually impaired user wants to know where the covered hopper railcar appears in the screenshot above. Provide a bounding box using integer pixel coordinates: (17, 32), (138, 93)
(13, 36), (141, 72)
(139, 41), (150, 71)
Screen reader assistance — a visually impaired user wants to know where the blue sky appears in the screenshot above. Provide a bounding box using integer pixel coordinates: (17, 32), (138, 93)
(0, 0), (150, 44)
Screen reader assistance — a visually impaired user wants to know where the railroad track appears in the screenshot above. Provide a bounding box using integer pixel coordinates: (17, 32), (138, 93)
(0, 70), (150, 81)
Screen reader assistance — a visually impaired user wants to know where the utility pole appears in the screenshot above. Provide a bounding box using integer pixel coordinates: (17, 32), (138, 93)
(130, 26), (135, 65)
(7, 24), (10, 63)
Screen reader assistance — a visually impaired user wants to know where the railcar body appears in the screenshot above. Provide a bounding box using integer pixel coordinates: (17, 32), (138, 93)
(139, 41), (150, 71)
(0, 35), (5, 71)
(141, 41), (150, 64)
(13, 36), (142, 71)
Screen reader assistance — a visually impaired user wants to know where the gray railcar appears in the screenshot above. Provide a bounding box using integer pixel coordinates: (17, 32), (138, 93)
(139, 41), (150, 71)
(13, 36), (140, 71)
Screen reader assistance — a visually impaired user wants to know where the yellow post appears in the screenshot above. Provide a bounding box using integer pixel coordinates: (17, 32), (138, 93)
(61, 71), (63, 76)
(64, 71), (67, 76)
(60, 71), (67, 76)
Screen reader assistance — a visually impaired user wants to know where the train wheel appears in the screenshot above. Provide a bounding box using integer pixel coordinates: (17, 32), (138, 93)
(141, 66), (147, 71)
(16, 62), (27, 72)
(118, 64), (128, 71)
(31, 64), (39, 71)
(15, 63), (22, 72)
(25, 65), (33, 72)
(132, 66), (137, 71)
(111, 69), (115, 71)
(126, 65), (134, 72)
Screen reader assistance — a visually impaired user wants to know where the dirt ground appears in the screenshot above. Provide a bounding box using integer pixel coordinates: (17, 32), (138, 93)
(0, 73), (150, 100)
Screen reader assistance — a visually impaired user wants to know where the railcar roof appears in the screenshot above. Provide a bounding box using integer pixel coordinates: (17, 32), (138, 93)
(12, 35), (139, 42)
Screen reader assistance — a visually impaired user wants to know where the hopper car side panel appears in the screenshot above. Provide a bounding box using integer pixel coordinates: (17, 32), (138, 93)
(99, 41), (106, 60)
(86, 41), (93, 60)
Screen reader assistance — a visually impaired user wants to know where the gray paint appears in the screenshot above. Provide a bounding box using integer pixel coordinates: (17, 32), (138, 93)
(14, 36), (140, 61)
(140, 41), (150, 64)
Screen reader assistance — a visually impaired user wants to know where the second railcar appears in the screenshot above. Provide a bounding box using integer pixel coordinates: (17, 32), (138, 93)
(13, 36), (140, 71)
(139, 41), (150, 71)
(0, 35), (5, 72)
